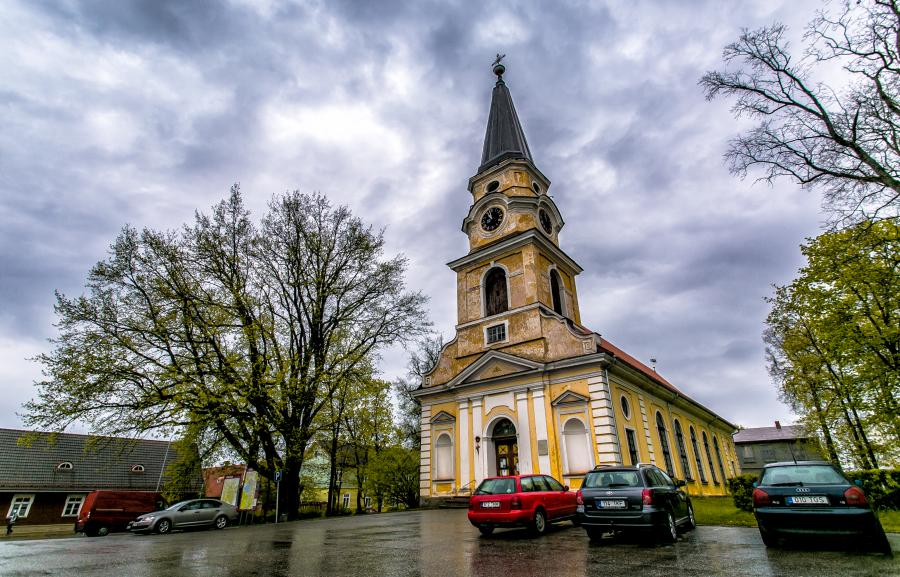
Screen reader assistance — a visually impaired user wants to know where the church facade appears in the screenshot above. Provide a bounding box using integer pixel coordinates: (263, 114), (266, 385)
(413, 63), (740, 500)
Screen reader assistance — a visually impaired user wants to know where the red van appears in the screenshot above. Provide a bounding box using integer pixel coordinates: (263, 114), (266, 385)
(75, 491), (166, 536)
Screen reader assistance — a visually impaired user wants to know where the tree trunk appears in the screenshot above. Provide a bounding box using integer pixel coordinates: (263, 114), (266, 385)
(805, 377), (840, 464)
(326, 423), (340, 515)
(280, 454), (303, 521)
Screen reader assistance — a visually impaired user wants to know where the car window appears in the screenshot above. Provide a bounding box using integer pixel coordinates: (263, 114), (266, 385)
(532, 476), (550, 491)
(544, 476), (565, 491)
(202, 501), (221, 509)
(520, 477), (535, 492)
(474, 478), (516, 495)
(761, 465), (846, 486)
(657, 469), (676, 488)
(644, 469), (665, 487)
(583, 470), (642, 488)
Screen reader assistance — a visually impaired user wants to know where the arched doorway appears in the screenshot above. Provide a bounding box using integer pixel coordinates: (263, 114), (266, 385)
(490, 418), (518, 476)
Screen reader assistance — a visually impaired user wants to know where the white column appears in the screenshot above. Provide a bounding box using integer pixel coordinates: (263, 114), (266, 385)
(588, 370), (623, 466)
(515, 391), (533, 474)
(458, 400), (470, 491)
(472, 397), (484, 484)
(420, 404), (432, 497)
(531, 388), (551, 474)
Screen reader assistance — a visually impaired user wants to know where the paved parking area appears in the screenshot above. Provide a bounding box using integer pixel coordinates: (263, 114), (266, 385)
(0, 509), (896, 577)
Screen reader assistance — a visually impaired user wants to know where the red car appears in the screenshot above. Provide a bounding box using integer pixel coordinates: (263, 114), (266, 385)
(468, 474), (578, 536)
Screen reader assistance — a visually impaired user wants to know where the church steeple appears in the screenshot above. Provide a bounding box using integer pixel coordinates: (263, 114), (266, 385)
(479, 58), (534, 174)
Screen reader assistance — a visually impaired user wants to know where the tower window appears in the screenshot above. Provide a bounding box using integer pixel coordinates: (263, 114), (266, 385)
(550, 269), (565, 316)
(485, 323), (507, 344)
(486, 180), (500, 193)
(483, 267), (509, 316)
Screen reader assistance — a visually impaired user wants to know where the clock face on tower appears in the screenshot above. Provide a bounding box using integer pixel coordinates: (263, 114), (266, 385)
(481, 207), (504, 232)
(539, 209), (553, 234)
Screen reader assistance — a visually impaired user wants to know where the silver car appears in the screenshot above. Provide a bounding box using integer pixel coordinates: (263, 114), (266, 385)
(128, 499), (239, 534)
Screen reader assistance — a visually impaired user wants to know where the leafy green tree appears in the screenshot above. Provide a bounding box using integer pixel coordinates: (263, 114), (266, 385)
(701, 1), (900, 225)
(365, 446), (420, 509)
(394, 335), (443, 449)
(765, 219), (900, 467)
(25, 186), (429, 519)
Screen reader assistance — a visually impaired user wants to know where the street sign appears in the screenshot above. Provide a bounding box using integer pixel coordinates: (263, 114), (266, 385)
(275, 470), (282, 483)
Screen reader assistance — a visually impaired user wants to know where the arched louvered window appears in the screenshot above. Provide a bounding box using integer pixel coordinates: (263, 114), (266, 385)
(655, 412), (675, 478)
(703, 431), (718, 485)
(673, 420), (692, 481)
(550, 269), (565, 316)
(690, 427), (707, 483)
(484, 267), (509, 317)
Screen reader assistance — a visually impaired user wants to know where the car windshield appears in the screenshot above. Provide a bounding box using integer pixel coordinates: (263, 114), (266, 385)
(583, 470), (642, 488)
(166, 501), (190, 511)
(475, 478), (517, 495)
(761, 465), (847, 486)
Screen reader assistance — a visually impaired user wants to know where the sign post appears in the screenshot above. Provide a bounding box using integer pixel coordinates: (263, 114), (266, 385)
(274, 470), (282, 524)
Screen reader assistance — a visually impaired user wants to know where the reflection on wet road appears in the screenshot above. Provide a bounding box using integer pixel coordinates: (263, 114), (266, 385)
(0, 509), (896, 577)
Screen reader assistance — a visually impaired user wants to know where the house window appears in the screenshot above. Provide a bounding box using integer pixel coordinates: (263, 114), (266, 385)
(674, 419), (693, 481)
(741, 445), (755, 461)
(713, 436), (727, 481)
(620, 395), (631, 420)
(485, 323), (507, 344)
(562, 418), (592, 474)
(549, 269), (565, 316)
(624, 428), (639, 466)
(341, 493), (350, 510)
(703, 431), (718, 485)
(56, 462), (73, 471)
(62, 494), (85, 517)
(8, 494), (34, 518)
(364, 496), (372, 509)
(483, 267), (509, 316)
(762, 447), (776, 462)
(655, 412), (675, 478)
(131, 464), (145, 473)
(690, 427), (707, 483)
(434, 433), (454, 480)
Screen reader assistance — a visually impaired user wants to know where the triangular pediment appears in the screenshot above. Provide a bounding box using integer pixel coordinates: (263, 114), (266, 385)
(447, 351), (543, 388)
(430, 411), (456, 424)
(551, 391), (589, 406)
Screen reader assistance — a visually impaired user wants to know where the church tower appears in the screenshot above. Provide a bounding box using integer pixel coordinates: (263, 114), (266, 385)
(413, 60), (740, 504)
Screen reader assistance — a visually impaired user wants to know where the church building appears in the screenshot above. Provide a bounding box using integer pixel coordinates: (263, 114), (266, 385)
(413, 61), (740, 500)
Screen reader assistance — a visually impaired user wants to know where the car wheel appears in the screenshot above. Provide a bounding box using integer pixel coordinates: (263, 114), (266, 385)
(84, 527), (98, 537)
(684, 504), (696, 531)
(214, 515), (228, 530)
(571, 516), (581, 527)
(758, 526), (777, 548)
(586, 527), (604, 542)
(658, 511), (677, 543)
(478, 525), (494, 536)
(530, 509), (548, 536)
(869, 526), (893, 556)
(155, 519), (172, 535)
(96, 525), (110, 537)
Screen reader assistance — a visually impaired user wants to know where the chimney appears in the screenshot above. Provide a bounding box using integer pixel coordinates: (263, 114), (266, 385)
(774, 421), (781, 430)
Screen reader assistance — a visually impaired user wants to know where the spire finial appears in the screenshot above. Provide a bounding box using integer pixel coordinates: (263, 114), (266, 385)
(492, 53), (506, 79)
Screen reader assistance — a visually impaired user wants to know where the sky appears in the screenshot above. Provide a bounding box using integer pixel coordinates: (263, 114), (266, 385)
(0, 0), (829, 433)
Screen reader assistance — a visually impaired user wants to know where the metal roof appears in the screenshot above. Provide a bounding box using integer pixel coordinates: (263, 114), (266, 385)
(733, 425), (810, 444)
(0, 428), (198, 492)
(478, 71), (534, 174)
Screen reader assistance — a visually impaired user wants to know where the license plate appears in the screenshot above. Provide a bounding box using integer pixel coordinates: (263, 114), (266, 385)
(481, 501), (501, 508)
(787, 495), (829, 505)
(599, 499), (626, 509)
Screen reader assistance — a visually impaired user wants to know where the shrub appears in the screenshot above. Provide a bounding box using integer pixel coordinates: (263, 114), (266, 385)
(726, 474), (757, 512)
(844, 469), (900, 510)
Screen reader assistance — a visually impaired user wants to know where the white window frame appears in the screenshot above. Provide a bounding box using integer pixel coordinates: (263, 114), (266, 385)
(61, 494), (86, 517)
(561, 416), (594, 475)
(434, 432), (455, 480)
(7, 494), (35, 518)
(483, 320), (509, 345)
(341, 493), (350, 510)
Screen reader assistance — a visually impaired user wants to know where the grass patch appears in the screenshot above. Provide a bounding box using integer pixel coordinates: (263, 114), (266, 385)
(877, 509), (900, 533)
(691, 496), (757, 528)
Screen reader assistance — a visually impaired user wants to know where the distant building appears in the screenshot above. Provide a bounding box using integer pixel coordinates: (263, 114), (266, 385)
(0, 428), (201, 527)
(733, 421), (824, 477)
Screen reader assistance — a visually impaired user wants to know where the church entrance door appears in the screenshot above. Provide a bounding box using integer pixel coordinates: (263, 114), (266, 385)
(491, 418), (519, 476)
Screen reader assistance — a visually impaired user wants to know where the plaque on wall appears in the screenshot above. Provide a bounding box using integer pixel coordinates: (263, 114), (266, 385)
(537, 439), (549, 456)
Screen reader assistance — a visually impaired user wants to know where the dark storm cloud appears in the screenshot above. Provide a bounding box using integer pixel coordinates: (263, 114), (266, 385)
(0, 0), (825, 428)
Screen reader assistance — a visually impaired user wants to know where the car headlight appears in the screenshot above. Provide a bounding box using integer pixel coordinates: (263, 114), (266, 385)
(141, 516), (156, 522)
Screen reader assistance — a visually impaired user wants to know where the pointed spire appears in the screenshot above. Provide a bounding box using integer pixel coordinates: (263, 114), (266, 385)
(478, 57), (533, 174)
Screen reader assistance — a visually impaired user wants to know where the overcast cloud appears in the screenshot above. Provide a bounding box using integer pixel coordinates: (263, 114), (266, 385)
(0, 0), (826, 432)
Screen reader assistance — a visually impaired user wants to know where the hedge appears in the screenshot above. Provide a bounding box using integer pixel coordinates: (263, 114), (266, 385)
(726, 474), (757, 512)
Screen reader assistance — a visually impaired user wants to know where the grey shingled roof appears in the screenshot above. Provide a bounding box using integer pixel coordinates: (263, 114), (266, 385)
(733, 425), (810, 444)
(0, 428), (195, 492)
(479, 73), (533, 173)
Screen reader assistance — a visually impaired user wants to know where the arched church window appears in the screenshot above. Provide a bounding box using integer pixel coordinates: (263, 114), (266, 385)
(673, 419), (692, 481)
(703, 431), (718, 484)
(434, 433), (454, 480)
(563, 418), (592, 474)
(550, 269), (565, 316)
(690, 427), (707, 482)
(655, 412), (675, 478)
(492, 418), (516, 438)
(484, 267), (509, 317)
(713, 435), (727, 482)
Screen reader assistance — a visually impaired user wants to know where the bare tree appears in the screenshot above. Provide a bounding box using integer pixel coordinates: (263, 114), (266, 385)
(701, 0), (900, 226)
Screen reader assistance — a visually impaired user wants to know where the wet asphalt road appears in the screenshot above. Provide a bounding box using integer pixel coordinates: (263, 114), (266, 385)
(0, 510), (896, 577)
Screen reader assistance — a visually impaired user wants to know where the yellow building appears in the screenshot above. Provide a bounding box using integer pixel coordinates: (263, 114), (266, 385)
(413, 62), (739, 500)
